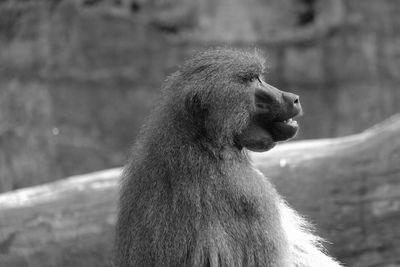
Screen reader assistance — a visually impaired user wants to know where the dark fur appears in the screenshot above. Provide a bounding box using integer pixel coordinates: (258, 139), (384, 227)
(115, 49), (334, 267)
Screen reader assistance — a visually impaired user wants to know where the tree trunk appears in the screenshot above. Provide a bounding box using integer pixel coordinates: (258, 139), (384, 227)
(1, 115), (400, 267)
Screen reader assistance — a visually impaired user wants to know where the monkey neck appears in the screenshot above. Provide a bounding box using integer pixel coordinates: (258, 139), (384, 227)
(138, 107), (251, 180)
(161, 105), (243, 157)
(175, 124), (245, 163)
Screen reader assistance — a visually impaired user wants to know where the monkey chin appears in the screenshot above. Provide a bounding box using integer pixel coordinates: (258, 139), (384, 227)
(237, 119), (299, 152)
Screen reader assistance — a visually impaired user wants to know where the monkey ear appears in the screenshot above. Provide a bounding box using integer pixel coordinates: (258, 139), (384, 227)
(185, 92), (208, 129)
(185, 92), (204, 117)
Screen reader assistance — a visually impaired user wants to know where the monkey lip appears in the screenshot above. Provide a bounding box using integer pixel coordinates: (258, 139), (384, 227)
(273, 112), (300, 128)
(272, 107), (302, 129)
(268, 116), (300, 142)
(272, 118), (299, 132)
(280, 118), (298, 127)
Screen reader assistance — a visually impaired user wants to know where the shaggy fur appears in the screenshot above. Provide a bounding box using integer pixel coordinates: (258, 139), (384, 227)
(115, 48), (343, 267)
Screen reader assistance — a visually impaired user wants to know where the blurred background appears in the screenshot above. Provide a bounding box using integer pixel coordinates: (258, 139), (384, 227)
(2, 0), (400, 193)
(1, 0), (400, 193)
(1, 0), (400, 266)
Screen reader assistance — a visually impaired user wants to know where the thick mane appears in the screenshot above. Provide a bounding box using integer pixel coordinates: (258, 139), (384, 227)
(152, 49), (268, 150)
(179, 48), (265, 81)
(115, 48), (343, 267)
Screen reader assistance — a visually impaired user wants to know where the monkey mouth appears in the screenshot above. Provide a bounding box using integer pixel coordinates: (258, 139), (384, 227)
(280, 118), (298, 127)
(237, 114), (300, 152)
(268, 118), (299, 142)
(264, 108), (302, 142)
(274, 117), (299, 129)
(238, 102), (302, 152)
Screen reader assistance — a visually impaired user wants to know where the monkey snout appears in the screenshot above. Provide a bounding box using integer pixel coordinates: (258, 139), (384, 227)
(283, 92), (300, 107)
(254, 87), (280, 113)
(282, 92), (301, 115)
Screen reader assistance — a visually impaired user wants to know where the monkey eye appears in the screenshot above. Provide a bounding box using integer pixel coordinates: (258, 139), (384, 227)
(247, 75), (260, 84)
(252, 76), (264, 87)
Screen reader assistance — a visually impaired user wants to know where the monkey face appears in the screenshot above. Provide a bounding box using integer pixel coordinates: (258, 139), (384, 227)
(237, 77), (302, 152)
(177, 48), (302, 152)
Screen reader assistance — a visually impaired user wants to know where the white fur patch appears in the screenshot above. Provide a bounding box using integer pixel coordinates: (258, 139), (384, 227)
(253, 168), (343, 266)
(278, 200), (343, 267)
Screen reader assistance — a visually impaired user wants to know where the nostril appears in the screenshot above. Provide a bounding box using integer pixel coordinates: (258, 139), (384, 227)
(283, 93), (300, 106)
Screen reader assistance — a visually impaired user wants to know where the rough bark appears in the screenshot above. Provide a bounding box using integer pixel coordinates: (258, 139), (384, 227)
(1, 114), (400, 267)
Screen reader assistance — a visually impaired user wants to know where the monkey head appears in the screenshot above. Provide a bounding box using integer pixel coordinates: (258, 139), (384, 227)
(170, 49), (302, 152)
(237, 76), (302, 152)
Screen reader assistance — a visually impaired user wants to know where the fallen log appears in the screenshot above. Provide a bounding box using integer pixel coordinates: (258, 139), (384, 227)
(1, 114), (400, 267)
(0, 168), (121, 267)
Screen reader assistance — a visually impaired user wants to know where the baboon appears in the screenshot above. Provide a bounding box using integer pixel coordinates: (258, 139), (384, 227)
(115, 49), (343, 267)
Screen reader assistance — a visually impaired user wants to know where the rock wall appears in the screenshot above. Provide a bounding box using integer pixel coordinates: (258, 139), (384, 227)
(1, 0), (400, 192)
